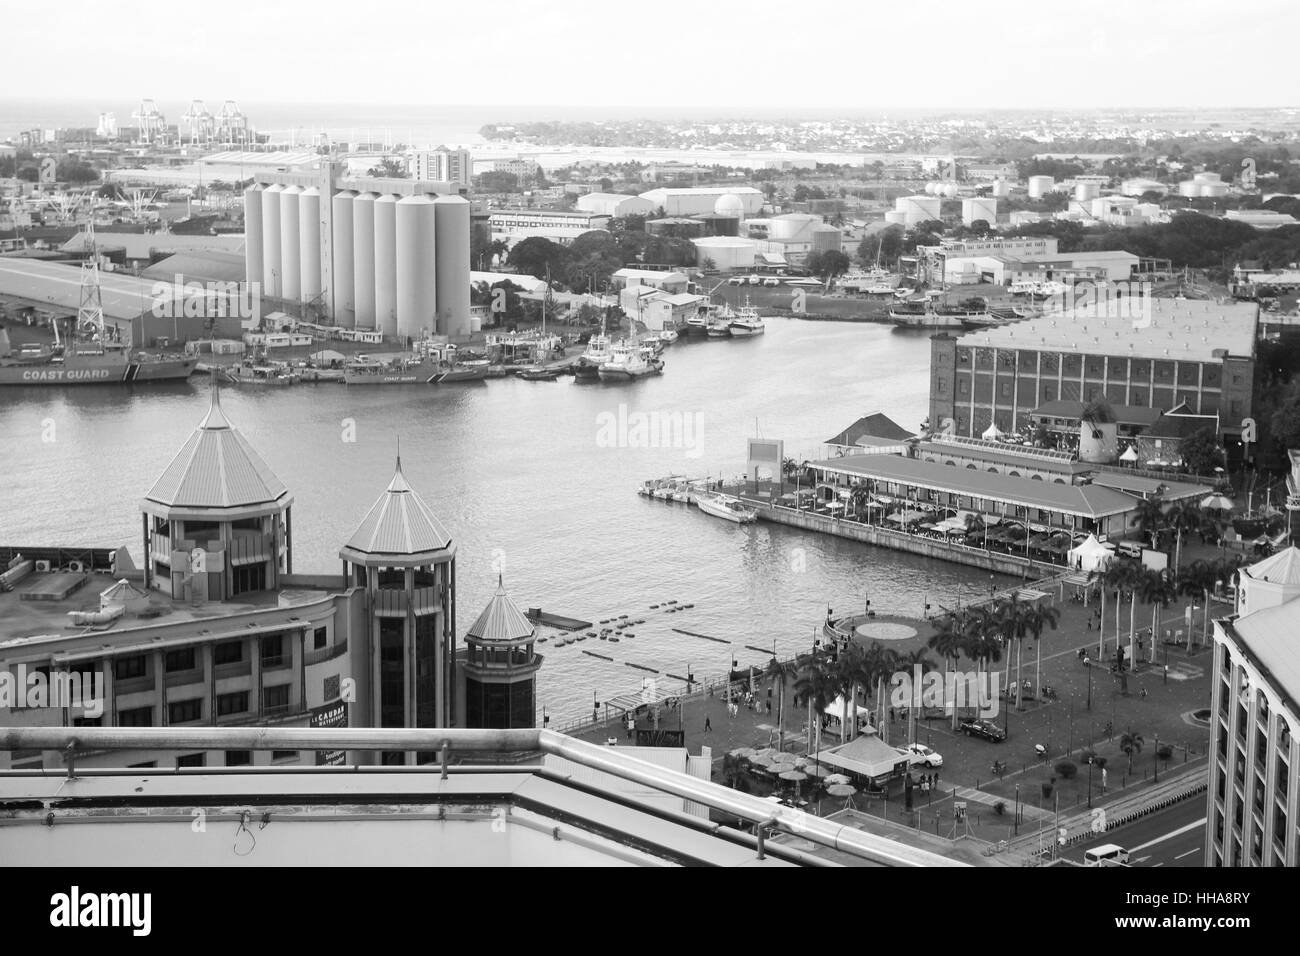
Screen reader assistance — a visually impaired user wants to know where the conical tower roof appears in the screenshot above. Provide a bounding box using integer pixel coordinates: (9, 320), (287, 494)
(466, 576), (535, 644)
(1243, 546), (1300, 586)
(144, 382), (290, 513)
(339, 457), (454, 565)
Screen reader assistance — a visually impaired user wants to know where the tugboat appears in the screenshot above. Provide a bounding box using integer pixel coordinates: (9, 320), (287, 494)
(598, 340), (659, 381)
(727, 299), (765, 337)
(573, 318), (613, 380)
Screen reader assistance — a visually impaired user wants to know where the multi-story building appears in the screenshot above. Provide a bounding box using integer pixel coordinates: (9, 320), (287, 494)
(492, 158), (541, 180)
(488, 208), (610, 246)
(0, 386), (536, 771)
(928, 299), (1260, 454)
(1206, 546), (1300, 867)
(410, 146), (472, 187)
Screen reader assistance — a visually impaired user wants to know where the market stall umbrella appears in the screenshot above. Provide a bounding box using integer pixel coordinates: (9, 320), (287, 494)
(825, 773), (852, 785)
(778, 770), (809, 783)
(751, 748), (778, 761)
(1201, 494), (1235, 511)
(802, 764), (833, 778)
(730, 748), (758, 760)
(770, 752), (799, 766)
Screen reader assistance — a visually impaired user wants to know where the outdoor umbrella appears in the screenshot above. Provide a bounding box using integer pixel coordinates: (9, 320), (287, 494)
(802, 764), (833, 778)
(825, 773), (852, 785)
(778, 770), (809, 783)
(770, 752), (798, 766)
(751, 748), (778, 761)
(1201, 494), (1235, 511)
(825, 783), (857, 797)
(730, 748), (758, 760)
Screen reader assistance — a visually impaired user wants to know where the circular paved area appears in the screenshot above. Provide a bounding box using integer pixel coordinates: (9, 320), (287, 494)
(854, 620), (919, 642)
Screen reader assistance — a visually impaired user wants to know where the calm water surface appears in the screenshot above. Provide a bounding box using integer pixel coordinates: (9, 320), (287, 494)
(0, 319), (996, 718)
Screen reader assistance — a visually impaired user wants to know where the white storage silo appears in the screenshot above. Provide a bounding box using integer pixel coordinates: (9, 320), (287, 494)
(924, 182), (939, 195)
(1074, 182), (1100, 201)
(332, 191), (356, 328)
(884, 210), (907, 226)
(261, 184), (283, 298)
(244, 184), (263, 287)
(1200, 182), (1229, 198)
(1193, 172), (1222, 186)
(1027, 175), (1054, 199)
(298, 186), (322, 304)
(1177, 180), (1200, 198)
(991, 180), (1012, 198)
(279, 185), (302, 302)
(374, 194), (398, 339)
(396, 194), (436, 341)
(434, 194), (471, 337)
(352, 192), (377, 328)
(895, 195), (941, 226)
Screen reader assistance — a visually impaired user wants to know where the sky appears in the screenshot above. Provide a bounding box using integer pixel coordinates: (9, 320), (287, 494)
(8, 0), (1299, 112)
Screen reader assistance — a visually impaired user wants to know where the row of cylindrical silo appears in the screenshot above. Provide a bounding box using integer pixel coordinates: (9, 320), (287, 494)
(247, 182), (470, 337)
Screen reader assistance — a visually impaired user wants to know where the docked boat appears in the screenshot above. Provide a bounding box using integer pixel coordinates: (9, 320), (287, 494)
(598, 340), (659, 381)
(225, 362), (300, 386)
(658, 328), (678, 345)
(431, 359), (490, 383)
(573, 321), (613, 379)
(0, 344), (196, 385)
(887, 303), (968, 329)
(695, 492), (758, 524)
(681, 312), (709, 338)
(706, 316), (733, 338)
(517, 365), (561, 381)
(728, 302), (765, 337)
(343, 355), (489, 385)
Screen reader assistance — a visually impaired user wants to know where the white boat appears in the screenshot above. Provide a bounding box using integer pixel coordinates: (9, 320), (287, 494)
(706, 304), (734, 337)
(658, 328), (678, 344)
(574, 321), (613, 379)
(728, 300), (765, 337)
(598, 340), (657, 380)
(696, 492), (758, 524)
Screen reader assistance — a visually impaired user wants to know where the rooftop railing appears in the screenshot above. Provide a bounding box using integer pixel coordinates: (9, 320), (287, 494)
(0, 726), (964, 868)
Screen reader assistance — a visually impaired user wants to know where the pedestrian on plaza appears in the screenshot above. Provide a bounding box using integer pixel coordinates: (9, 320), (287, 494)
(766, 700), (772, 716)
(890, 707), (895, 722)
(626, 716), (634, 740)
(704, 715), (712, 732)
(1086, 619), (1091, 631)
(1141, 687), (1148, 699)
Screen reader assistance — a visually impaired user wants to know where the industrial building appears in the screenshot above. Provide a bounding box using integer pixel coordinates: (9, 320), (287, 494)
(410, 146), (473, 187)
(245, 162), (471, 339)
(928, 298), (1260, 446)
(488, 208), (610, 246)
(575, 192), (655, 218)
(1206, 541), (1300, 867)
(638, 186), (763, 218)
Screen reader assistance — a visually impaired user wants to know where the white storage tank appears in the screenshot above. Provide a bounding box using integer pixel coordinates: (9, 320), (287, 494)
(1200, 182), (1229, 198)
(884, 210), (908, 225)
(244, 184), (263, 287)
(1074, 182), (1100, 201)
(1027, 175), (1054, 199)
(434, 194), (471, 337)
(691, 236), (755, 272)
(332, 191), (356, 328)
(991, 180), (1012, 198)
(261, 184), (283, 299)
(1193, 172), (1222, 186)
(894, 195), (941, 226)
(1177, 180), (1201, 198)
(924, 182), (940, 195)
(279, 185), (302, 302)
(395, 194), (436, 341)
(961, 197), (997, 226)
(298, 186), (322, 304)
(374, 194), (398, 339)
(352, 192), (377, 328)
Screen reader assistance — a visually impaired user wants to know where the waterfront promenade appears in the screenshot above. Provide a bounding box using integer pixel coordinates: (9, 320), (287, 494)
(567, 570), (1220, 863)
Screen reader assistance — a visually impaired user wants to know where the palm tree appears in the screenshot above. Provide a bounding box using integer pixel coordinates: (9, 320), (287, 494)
(1120, 729), (1145, 773)
(1175, 559), (1212, 652)
(830, 642), (865, 745)
(859, 643), (898, 741)
(1103, 562), (1140, 669)
(1139, 569), (1176, 664)
(763, 654), (801, 752)
(848, 483), (872, 522)
(1165, 499), (1203, 570)
(1020, 602), (1061, 701)
(794, 658), (836, 766)
(896, 648), (933, 743)
(1130, 494), (1167, 551)
(927, 614), (967, 730)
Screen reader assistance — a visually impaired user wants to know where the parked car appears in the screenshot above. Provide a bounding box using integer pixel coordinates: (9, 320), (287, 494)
(959, 718), (1007, 742)
(900, 743), (944, 767)
(763, 277), (781, 286)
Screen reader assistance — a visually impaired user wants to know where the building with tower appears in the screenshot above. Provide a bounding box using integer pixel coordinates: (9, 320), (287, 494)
(461, 578), (542, 729)
(339, 457), (458, 762)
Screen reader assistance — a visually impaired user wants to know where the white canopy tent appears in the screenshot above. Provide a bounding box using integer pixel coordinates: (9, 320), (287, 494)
(1068, 534), (1115, 572)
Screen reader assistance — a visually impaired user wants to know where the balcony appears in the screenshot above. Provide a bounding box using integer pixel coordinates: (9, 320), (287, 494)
(150, 534), (171, 561)
(371, 587), (443, 617)
(227, 533), (274, 566)
(303, 637), (348, 668)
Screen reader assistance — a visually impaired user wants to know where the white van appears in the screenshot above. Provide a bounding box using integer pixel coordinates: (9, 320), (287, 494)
(1084, 843), (1130, 866)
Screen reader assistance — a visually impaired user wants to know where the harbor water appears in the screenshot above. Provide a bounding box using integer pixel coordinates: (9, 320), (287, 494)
(0, 318), (996, 719)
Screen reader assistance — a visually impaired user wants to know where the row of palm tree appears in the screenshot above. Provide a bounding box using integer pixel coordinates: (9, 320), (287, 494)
(1097, 556), (1243, 669)
(924, 594), (1061, 721)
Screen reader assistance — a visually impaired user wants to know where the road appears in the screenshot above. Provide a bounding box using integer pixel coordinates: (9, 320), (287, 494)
(1063, 798), (1206, 867)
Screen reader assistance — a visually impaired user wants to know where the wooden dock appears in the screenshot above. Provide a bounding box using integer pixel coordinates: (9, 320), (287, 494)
(525, 609), (592, 631)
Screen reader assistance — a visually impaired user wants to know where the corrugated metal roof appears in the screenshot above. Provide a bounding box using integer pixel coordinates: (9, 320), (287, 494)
(1242, 547), (1300, 587)
(145, 387), (289, 510)
(466, 579), (534, 643)
(342, 460), (453, 558)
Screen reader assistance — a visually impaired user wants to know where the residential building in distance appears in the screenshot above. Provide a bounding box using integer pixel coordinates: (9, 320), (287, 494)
(928, 299), (1260, 457)
(492, 157), (541, 180)
(410, 146), (473, 187)
(1207, 545), (1300, 867)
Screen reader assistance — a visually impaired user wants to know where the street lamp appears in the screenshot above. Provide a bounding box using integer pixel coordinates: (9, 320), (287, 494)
(1087, 756), (1094, 809)
(1014, 783), (1020, 835)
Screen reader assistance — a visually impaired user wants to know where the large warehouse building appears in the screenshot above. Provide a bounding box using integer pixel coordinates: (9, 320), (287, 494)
(928, 298), (1260, 447)
(245, 162), (471, 340)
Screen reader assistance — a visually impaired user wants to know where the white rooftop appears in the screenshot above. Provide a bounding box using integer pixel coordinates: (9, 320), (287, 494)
(955, 298), (1260, 361)
(340, 458), (454, 564)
